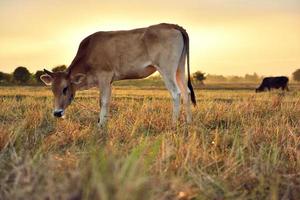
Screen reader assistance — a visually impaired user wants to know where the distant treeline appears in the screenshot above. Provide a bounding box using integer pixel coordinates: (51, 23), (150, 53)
(215, 72), (299, 83)
(197, 72), (263, 83)
(0, 65), (67, 86)
(0, 66), (300, 86)
(192, 70), (300, 84)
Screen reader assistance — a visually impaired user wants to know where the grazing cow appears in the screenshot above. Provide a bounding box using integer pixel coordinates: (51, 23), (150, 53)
(40, 23), (196, 126)
(256, 76), (289, 92)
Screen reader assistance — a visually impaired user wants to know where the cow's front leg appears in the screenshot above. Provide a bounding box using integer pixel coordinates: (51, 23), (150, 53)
(98, 84), (112, 127)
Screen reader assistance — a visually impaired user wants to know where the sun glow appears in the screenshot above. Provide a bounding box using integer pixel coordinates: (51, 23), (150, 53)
(0, 0), (299, 76)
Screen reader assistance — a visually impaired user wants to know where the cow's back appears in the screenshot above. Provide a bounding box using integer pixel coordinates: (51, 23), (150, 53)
(74, 24), (184, 77)
(261, 77), (272, 86)
(272, 76), (288, 88)
(273, 76), (288, 83)
(261, 76), (288, 88)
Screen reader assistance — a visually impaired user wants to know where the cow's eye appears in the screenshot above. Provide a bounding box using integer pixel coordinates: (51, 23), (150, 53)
(63, 87), (68, 95)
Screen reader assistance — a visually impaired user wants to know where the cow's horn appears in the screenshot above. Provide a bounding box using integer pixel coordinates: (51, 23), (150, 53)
(44, 69), (53, 76)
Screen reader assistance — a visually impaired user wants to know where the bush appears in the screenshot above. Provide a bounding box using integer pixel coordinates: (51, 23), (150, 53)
(292, 69), (300, 82)
(52, 65), (67, 72)
(206, 74), (227, 82)
(0, 72), (12, 84)
(13, 67), (31, 84)
(192, 71), (206, 84)
(34, 70), (45, 85)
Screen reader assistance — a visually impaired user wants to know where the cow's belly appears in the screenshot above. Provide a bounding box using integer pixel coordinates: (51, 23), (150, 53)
(113, 64), (156, 81)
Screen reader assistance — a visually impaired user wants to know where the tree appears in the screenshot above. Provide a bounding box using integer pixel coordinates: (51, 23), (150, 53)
(229, 75), (243, 82)
(13, 66), (31, 84)
(206, 74), (227, 82)
(52, 65), (67, 72)
(0, 71), (12, 84)
(34, 70), (45, 84)
(292, 69), (300, 82)
(245, 73), (260, 82)
(192, 71), (206, 84)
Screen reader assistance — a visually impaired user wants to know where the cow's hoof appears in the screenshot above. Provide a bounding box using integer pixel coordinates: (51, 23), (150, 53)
(97, 121), (108, 129)
(97, 122), (103, 128)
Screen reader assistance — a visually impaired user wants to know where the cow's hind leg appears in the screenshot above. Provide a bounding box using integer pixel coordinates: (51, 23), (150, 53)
(286, 86), (289, 91)
(282, 85), (289, 91)
(176, 52), (192, 124)
(176, 69), (192, 124)
(154, 32), (184, 124)
(159, 70), (181, 124)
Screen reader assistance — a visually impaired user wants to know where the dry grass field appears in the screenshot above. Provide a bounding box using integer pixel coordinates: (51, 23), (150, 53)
(0, 86), (299, 200)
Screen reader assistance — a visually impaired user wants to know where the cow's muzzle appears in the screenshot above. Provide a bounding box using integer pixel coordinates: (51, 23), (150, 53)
(53, 109), (64, 118)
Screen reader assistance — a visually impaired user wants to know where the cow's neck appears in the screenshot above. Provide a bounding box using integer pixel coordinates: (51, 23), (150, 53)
(68, 64), (92, 90)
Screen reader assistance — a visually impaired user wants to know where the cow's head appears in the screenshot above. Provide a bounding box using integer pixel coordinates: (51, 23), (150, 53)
(40, 69), (86, 118)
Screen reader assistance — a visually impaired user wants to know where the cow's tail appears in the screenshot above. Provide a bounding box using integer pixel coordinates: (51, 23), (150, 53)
(175, 25), (196, 106)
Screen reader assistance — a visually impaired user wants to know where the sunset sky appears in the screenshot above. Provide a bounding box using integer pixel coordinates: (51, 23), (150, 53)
(0, 0), (300, 76)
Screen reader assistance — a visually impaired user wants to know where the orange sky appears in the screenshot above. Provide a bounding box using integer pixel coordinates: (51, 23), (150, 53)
(0, 0), (300, 76)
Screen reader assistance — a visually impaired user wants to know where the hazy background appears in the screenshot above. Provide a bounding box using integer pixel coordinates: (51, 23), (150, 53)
(1, 0), (300, 76)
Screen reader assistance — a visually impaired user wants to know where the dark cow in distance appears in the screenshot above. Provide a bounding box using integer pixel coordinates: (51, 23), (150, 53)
(256, 76), (289, 92)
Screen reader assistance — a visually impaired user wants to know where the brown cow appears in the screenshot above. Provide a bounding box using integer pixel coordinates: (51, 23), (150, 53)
(40, 23), (196, 126)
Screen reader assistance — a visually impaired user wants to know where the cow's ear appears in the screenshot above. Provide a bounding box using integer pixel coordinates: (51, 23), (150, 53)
(40, 74), (53, 86)
(71, 73), (86, 85)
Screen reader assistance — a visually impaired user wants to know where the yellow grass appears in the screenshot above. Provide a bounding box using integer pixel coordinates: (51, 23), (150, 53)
(0, 86), (299, 200)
